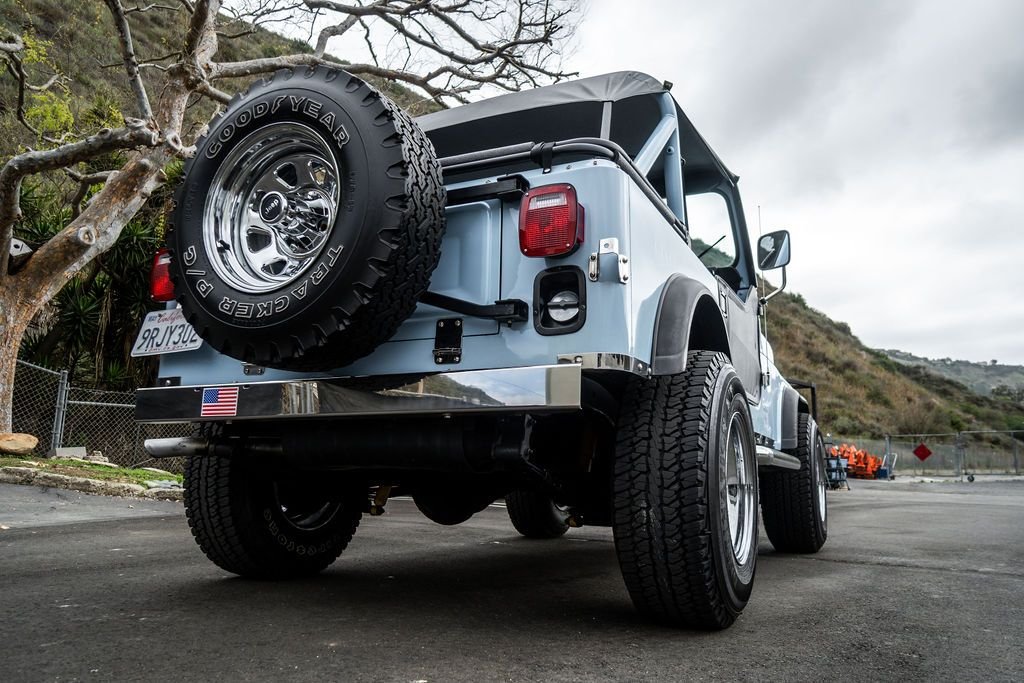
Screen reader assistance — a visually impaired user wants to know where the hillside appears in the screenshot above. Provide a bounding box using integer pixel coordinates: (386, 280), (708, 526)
(767, 290), (1024, 440)
(880, 349), (1024, 398)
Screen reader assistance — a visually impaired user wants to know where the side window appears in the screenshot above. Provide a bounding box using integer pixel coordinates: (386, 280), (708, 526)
(687, 192), (736, 270)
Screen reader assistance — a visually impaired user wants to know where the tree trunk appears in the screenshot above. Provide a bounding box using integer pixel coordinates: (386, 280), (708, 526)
(0, 282), (37, 432)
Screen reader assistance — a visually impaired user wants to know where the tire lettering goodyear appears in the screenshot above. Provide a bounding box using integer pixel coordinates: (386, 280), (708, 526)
(205, 93), (350, 159)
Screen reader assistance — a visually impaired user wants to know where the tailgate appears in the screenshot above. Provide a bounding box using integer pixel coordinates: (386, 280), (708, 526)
(389, 198), (503, 341)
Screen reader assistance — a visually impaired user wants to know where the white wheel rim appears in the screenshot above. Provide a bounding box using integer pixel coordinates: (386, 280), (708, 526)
(725, 414), (756, 565)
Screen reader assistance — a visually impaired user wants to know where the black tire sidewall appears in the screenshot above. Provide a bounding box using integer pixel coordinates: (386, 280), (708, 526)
(172, 74), (404, 345)
(707, 365), (758, 608)
(236, 467), (358, 567)
(506, 489), (570, 538)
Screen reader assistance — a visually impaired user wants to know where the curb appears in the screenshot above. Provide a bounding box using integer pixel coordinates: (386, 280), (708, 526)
(0, 466), (183, 502)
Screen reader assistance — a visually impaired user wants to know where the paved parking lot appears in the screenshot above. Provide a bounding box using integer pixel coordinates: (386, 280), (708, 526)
(1, 479), (1022, 682)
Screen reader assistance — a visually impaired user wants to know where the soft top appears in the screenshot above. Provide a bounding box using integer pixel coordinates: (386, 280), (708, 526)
(416, 71), (737, 188)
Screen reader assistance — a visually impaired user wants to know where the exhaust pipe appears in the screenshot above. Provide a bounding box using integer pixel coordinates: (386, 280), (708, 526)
(144, 437), (209, 459)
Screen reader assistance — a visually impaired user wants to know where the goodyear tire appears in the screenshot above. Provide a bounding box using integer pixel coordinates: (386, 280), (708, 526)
(613, 351), (759, 629)
(184, 453), (363, 578)
(761, 413), (828, 553)
(170, 66), (446, 369)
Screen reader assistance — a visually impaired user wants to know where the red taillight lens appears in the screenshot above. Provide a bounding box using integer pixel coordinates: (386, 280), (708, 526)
(518, 184), (584, 257)
(149, 248), (175, 302)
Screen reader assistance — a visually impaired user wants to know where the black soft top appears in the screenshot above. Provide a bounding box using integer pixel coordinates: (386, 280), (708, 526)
(416, 71), (737, 189)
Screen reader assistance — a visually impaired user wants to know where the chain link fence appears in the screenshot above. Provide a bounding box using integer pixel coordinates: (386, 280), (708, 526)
(829, 433), (1022, 478)
(11, 360), (63, 454)
(11, 359), (190, 472)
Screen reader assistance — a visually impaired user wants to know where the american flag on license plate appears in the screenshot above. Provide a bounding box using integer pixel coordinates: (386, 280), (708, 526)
(200, 387), (239, 417)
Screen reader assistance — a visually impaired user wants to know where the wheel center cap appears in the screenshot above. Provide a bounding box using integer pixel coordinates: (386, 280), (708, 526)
(259, 192), (286, 223)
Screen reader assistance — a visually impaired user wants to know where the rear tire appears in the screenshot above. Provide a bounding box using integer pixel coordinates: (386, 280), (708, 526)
(506, 490), (570, 539)
(760, 413), (828, 553)
(183, 454), (362, 578)
(612, 351), (758, 629)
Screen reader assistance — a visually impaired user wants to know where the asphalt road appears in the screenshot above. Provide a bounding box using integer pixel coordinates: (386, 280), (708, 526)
(1, 479), (1022, 682)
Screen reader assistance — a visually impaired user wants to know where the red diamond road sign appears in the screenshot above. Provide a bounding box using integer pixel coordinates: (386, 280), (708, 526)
(913, 443), (933, 461)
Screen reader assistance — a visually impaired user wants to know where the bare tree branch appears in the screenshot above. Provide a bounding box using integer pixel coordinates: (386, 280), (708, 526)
(2, 38), (69, 144)
(104, 0), (154, 121)
(21, 156), (164, 303)
(64, 169), (115, 219)
(196, 79), (231, 104)
(0, 122), (161, 274)
(124, 2), (185, 13)
(183, 0), (219, 67)
(216, 0), (579, 105)
(313, 11), (361, 57)
(0, 35), (23, 53)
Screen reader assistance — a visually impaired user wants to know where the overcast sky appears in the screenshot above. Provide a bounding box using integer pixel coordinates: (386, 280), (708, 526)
(569, 0), (1024, 364)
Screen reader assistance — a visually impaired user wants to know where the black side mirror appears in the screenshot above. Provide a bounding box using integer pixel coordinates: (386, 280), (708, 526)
(757, 230), (791, 270)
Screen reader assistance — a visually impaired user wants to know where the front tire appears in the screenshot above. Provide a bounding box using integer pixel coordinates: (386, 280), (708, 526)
(760, 413), (828, 553)
(184, 454), (362, 578)
(612, 351), (758, 629)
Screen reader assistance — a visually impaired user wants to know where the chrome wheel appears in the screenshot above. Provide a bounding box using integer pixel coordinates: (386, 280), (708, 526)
(273, 480), (342, 532)
(815, 439), (827, 525)
(203, 122), (341, 294)
(725, 414), (757, 565)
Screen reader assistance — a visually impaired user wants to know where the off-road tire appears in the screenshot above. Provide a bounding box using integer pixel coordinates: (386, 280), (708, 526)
(613, 351), (759, 629)
(184, 454), (362, 578)
(506, 490), (570, 538)
(170, 66), (446, 370)
(761, 413), (828, 553)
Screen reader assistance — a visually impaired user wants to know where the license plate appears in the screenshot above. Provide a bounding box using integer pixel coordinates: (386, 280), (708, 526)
(131, 308), (203, 357)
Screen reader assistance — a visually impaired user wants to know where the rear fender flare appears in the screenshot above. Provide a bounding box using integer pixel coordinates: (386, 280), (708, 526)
(651, 273), (731, 376)
(779, 385), (811, 451)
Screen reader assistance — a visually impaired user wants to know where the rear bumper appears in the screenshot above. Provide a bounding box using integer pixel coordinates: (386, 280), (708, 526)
(135, 363), (582, 424)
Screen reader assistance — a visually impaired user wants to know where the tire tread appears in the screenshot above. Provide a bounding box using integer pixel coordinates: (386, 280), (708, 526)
(612, 351), (747, 629)
(760, 413), (827, 553)
(183, 453), (361, 578)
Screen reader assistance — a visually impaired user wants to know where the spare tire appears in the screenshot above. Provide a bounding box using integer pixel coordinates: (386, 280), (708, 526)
(169, 66), (445, 370)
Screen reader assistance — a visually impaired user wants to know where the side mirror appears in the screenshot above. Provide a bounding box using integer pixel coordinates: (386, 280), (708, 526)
(757, 230), (791, 270)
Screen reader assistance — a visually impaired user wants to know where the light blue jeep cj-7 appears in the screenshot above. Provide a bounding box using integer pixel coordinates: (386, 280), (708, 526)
(135, 70), (828, 630)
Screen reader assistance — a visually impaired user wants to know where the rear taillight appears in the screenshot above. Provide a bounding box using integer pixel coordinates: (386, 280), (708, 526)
(518, 184), (584, 258)
(149, 248), (175, 302)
